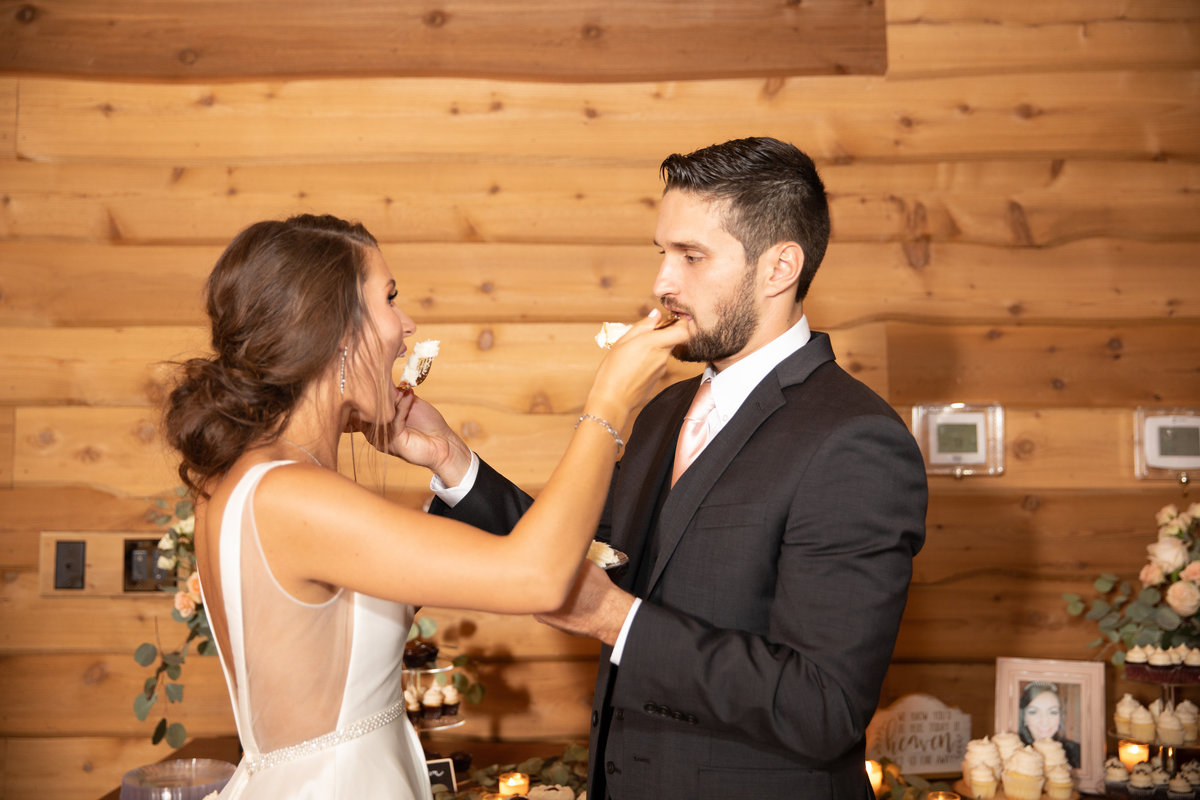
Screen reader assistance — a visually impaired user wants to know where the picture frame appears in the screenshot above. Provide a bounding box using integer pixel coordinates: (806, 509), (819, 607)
(995, 657), (1106, 794)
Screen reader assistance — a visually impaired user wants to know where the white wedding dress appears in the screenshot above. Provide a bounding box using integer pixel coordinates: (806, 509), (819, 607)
(203, 461), (433, 799)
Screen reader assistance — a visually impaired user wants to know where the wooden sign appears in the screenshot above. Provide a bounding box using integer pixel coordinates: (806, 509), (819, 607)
(866, 693), (972, 775)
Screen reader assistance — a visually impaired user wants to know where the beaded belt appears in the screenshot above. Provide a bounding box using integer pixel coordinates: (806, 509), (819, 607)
(245, 699), (406, 775)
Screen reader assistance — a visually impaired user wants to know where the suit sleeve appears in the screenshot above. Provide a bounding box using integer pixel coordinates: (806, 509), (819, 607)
(426, 457), (534, 534)
(609, 413), (927, 765)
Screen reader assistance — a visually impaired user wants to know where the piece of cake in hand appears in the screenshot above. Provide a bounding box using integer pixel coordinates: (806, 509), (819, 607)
(398, 340), (439, 390)
(594, 322), (632, 349)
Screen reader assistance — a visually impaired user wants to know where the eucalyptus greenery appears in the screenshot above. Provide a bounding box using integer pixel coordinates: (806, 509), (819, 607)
(132, 487), (214, 747)
(1063, 503), (1200, 665)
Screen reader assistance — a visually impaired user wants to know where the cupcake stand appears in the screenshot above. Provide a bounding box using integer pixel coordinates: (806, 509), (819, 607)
(403, 657), (467, 733)
(1110, 664), (1200, 798)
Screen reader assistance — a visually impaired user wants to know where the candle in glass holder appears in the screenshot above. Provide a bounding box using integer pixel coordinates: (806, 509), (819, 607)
(1119, 739), (1149, 771)
(498, 771), (530, 796)
(865, 760), (883, 796)
(925, 792), (960, 800)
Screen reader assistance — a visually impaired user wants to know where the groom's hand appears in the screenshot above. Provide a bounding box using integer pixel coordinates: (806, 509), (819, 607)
(535, 562), (634, 647)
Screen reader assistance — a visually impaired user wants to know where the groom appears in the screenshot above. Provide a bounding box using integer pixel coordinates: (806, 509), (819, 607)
(429, 136), (927, 799)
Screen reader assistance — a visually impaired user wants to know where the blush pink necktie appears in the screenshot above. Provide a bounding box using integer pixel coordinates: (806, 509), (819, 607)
(671, 379), (715, 486)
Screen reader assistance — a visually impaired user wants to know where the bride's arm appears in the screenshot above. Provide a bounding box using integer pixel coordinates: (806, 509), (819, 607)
(256, 312), (684, 614)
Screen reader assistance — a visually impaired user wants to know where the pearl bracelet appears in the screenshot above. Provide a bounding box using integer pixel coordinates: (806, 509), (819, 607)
(576, 413), (625, 452)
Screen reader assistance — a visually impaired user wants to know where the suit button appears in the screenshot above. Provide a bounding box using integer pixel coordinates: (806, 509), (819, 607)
(606, 761), (616, 774)
(672, 711), (685, 721)
(591, 710), (598, 727)
(616, 708), (624, 721)
(644, 703), (657, 714)
(687, 714), (699, 725)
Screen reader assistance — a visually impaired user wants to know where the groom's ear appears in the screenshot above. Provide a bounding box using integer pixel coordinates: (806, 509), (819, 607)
(762, 241), (803, 299)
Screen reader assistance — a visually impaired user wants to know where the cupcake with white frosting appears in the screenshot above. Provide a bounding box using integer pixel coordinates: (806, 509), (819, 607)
(1117, 693), (1143, 737)
(1160, 707), (1186, 746)
(1132, 705), (1158, 742)
(1002, 745), (1045, 800)
(1045, 762), (1074, 800)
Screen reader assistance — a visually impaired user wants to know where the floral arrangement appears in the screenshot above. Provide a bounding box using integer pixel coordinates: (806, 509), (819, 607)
(132, 488), (214, 747)
(1064, 502), (1200, 664)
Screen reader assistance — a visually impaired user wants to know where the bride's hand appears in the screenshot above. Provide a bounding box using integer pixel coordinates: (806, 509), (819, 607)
(350, 393), (472, 483)
(584, 310), (689, 425)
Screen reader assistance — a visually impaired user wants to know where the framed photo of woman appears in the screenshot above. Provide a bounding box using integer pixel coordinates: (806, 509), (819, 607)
(995, 657), (1106, 794)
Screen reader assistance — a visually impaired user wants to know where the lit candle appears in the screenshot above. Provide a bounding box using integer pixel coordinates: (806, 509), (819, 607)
(925, 792), (961, 800)
(498, 771), (530, 796)
(1119, 739), (1149, 771)
(865, 760), (883, 796)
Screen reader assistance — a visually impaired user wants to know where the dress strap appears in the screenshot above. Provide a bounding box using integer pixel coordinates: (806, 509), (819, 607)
(244, 699), (407, 775)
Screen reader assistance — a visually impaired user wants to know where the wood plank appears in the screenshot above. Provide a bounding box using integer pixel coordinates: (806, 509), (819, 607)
(0, 78), (15, 159)
(887, 321), (1200, 408)
(2, 735), (203, 800)
(6, 405), (1181, 495)
(3, 239), (1198, 329)
(3, 158), (1199, 247)
(887, 2), (1200, 78)
(0, 0), (886, 81)
(0, 407), (12, 490)
(0, 322), (891, 410)
(13, 73), (1200, 165)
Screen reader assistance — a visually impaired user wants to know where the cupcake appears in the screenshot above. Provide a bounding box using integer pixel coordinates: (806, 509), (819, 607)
(967, 762), (998, 799)
(1180, 701), (1200, 744)
(993, 730), (1023, 764)
(962, 737), (1002, 781)
(1169, 774), (1195, 800)
(441, 682), (461, 717)
(1133, 705), (1158, 742)
(1107, 761), (1131, 797)
(1002, 745), (1046, 800)
(1034, 737), (1068, 772)
(1117, 694), (1144, 737)
(1130, 770), (1156, 799)
(1045, 763), (1074, 800)
(421, 682), (443, 720)
(404, 683), (421, 723)
(1154, 766), (1173, 798)
(1160, 708), (1186, 746)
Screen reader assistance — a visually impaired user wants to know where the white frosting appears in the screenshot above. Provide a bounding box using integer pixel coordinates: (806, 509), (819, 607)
(1133, 706), (1156, 724)
(1005, 745), (1045, 776)
(1117, 693), (1143, 715)
(1046, 763), (1072, 785)
(1151, 646), (1173, 666)
(1126, 644), (1149, 664)
(594, 322), (632, 349)
(421, 683), (443, 706)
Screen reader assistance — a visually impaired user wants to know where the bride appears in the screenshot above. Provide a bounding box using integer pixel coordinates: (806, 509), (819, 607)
(164, 214), (684, 798)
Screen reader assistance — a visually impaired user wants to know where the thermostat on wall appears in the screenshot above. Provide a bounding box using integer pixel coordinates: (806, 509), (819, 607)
(911, 403), (1005, 477)
(1135, 407), (1200, 479)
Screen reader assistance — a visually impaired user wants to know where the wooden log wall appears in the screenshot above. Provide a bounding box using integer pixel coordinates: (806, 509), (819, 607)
(1, 1), (1198, 797)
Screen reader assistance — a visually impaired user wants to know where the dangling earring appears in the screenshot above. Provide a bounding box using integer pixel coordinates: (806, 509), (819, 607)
(339, 346), (347, 395)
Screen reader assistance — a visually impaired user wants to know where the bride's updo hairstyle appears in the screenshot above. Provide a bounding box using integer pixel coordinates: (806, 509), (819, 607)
(165, 214), (379, 497)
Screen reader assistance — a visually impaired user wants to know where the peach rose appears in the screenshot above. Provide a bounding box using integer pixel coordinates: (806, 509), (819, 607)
(1148, 536), (1189, 575)
(1166, 581), (1200, 618)
(186, 571), (202, 603)
(1141, 563), (1167, 587)
(1158, 505), (1180, 526)
(174, 591), (197, 618)
(1181, 561), (1200, 583)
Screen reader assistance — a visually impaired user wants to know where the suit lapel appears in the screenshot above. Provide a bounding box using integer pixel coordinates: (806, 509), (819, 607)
(642, 332), (838, 593)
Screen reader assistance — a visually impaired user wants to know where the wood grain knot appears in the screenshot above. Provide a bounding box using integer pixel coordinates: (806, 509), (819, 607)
(1014, 438), (1036, 458)
(36, 428), (56, 447)
(83, 662), (109, 685)
(1107, 337), (1123, 352)
(479, 281), (495, 294)
(476, 328), (495, 350)
(15, 4), (37, 23)
(582, 23), (603, 39)
(529, 391), (552, 414)
(1021, 494), (1041, 512)
(424, 10), (448, 27)
(178, 48), (199, 66)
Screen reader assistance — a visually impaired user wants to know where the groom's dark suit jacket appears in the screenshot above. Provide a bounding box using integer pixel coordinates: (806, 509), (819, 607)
(432, 332), (927, 799)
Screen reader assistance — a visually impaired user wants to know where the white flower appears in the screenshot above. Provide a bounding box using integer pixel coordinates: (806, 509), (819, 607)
(157, 533), (175, 551)
(1167, 581), (1200, 618)
(1188, 502), (1200, 519)
(176, 515), (195, 535)
(1158, 505), (1180, 526)
(1148, 536), (1189, 575)
(1161, 517), (1191, 538)
(157, 554), (177, 571)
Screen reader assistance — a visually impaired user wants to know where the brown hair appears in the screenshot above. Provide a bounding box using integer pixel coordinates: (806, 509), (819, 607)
(164, 214), (379, 497)
(659, 136), (830, 301)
